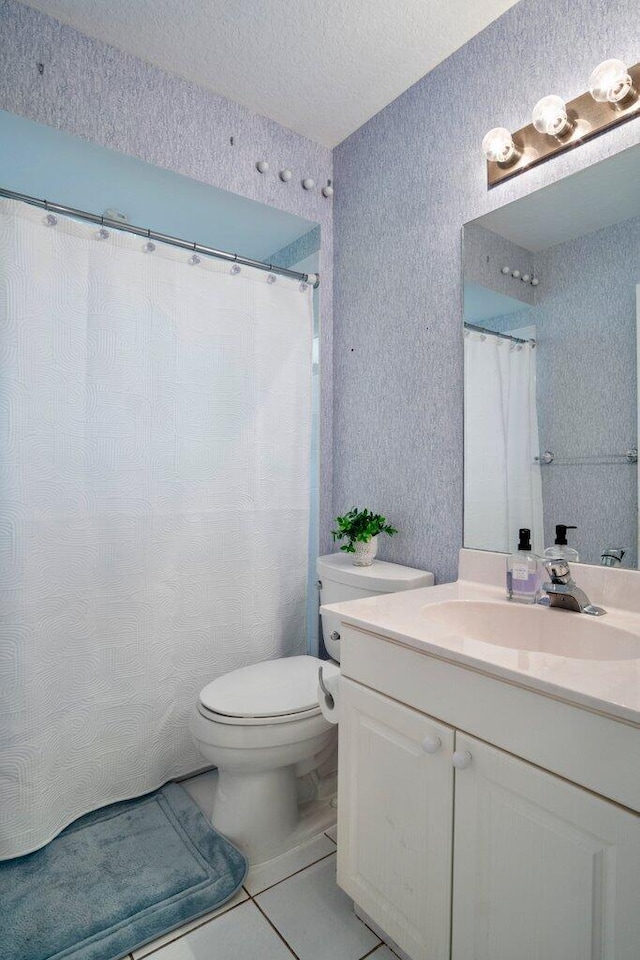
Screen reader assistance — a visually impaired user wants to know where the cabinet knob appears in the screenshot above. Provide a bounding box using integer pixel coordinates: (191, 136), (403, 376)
(422, 736), (442, 754)
(452, 749), (472, 770)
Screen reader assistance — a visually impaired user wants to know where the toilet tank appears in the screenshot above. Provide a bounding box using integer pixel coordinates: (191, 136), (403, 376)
(317, 553), (434, 662)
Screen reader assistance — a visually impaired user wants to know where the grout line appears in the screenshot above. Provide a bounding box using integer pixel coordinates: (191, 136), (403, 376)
(323, 829), (337, 845)
(131, 895), (248, 958)
(247, 849), (336, 897)
(359, 945), (385, 960)
(252, 898), (302, 960)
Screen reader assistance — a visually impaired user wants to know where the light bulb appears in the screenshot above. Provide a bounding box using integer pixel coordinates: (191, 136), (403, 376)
(532, 95), (572, 138)
(481, 127), (518, 165)
(589, 59), (634, 104)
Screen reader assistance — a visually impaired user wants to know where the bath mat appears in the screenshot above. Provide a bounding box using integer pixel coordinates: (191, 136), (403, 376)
(0, 783), (247, 960)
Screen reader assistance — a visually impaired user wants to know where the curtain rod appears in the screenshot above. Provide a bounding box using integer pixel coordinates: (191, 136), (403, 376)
(0, 187), (320, 288)
(464, 321), (535, 346)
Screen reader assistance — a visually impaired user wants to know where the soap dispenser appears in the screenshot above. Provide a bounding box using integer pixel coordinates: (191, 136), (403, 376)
(507, 528), (540, 604)
(544, 524), (579, 563)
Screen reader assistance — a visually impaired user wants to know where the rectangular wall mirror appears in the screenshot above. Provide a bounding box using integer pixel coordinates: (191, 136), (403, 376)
(463, 142), (640, 567)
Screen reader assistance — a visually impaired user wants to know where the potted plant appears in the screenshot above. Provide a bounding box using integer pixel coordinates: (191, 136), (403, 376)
(332, 507), (397, 566)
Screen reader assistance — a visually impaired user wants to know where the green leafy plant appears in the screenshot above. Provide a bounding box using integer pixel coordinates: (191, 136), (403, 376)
(332, 507), (397, 553)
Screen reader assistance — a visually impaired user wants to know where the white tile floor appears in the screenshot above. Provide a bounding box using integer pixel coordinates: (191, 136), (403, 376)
(126, 773), (398, 960)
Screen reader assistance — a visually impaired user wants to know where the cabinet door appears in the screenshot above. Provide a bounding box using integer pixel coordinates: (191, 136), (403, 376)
(452, 733), (640, 960)
(337, 678), (454, 960)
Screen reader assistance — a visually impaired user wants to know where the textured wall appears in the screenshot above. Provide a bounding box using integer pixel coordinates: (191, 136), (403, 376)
(463, 222), (535, 305)
(0, 0), (335, 549)
(333, 0), (640, 583)
(535, 216), (639, 565)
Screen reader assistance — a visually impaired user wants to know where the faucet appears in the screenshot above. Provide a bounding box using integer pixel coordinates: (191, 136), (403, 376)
(541, 559), (606, 616)
(601, 548), (625, 567)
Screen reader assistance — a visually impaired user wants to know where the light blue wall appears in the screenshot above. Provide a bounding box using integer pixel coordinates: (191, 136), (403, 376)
(0, 0), (335, 553)
(0, 110), (317, 260)
(334, 0), (640, 583)
(270, 226), (321, 272)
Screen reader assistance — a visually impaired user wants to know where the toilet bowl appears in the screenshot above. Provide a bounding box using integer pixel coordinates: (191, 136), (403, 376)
(191, 554), (433, 864)
(191, 655), (339, 864)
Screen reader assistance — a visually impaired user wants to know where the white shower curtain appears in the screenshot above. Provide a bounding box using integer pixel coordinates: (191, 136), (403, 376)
(464, 331), (543, 555)
(0, 198), (313, 859)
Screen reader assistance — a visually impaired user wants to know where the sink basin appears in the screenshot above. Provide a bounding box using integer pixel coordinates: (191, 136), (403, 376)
(422, 599), (640, 660)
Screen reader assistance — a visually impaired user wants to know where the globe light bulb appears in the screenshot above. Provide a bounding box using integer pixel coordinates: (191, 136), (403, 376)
(532, 95), (572, 138)
(481, 127), (518, 165)
(589, 59), (634, 104)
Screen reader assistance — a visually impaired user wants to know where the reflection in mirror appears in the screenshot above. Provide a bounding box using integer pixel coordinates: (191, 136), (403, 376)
(463, 143), (640, 567)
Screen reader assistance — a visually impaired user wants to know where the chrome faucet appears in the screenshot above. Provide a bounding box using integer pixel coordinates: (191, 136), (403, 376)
(541, 559), (606, 616)
(601, 548), (625, 567)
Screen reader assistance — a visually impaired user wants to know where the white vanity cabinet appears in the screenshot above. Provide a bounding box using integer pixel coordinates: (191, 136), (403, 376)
(451, 733), (640, 960)
(338, 679), (455, 960)
(337, 630), (640, 960)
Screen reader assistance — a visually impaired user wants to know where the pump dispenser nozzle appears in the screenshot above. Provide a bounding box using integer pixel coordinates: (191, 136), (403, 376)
(545, 524), (579, 563)
(554, 524), (577, 546)
(518, 528), (532, 551)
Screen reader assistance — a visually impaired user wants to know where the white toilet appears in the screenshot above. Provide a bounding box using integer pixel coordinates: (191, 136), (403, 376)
(190, 553), (433, 863)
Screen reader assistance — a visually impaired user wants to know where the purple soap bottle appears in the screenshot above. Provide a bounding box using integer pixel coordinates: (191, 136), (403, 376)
(506, 528), (540, 604)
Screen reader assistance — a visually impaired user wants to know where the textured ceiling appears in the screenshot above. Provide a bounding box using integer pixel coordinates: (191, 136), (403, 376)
(18, 0), (520, 146)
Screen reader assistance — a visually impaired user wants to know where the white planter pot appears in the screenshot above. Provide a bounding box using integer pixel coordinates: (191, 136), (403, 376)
(352, 536), (378, 567)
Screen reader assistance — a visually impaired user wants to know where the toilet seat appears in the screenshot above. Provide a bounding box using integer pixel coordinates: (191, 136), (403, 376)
(198, 655), (339, 726)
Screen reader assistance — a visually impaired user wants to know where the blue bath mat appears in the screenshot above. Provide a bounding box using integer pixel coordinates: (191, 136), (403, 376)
(0, 782), (247, 960)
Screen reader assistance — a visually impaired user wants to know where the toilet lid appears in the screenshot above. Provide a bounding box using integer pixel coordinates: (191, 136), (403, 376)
(199, 655), (340, 719)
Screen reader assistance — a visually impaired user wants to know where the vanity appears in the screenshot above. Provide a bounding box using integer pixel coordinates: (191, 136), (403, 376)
(325, 549), (640, 960)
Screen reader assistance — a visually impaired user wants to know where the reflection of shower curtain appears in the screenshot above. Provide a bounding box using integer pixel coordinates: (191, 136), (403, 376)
(464, 332), (543, 554)
(0, 198), (312, 859)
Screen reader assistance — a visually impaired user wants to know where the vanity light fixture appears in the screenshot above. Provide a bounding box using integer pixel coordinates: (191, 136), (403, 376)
(589, 59), (636, 106)
(532, 95), (573, 139)
(483, 58), (640, 187)
(481, 127), (519, 166)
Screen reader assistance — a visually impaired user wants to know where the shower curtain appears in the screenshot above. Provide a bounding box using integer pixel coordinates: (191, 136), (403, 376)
(0, 198), (313, 859)
(464, 331), (543, 554)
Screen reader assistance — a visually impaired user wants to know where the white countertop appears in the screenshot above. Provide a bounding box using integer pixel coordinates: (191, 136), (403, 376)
(324, 577), (640, 726)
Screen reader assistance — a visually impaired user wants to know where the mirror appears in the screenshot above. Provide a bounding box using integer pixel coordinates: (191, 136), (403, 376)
(463, 143), (640, 567)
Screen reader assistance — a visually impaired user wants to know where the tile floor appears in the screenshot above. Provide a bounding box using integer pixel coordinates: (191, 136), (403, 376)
(123, 771), (397, 960)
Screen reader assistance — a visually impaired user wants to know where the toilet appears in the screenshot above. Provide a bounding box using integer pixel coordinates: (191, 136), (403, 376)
(190, 553), (433, 863)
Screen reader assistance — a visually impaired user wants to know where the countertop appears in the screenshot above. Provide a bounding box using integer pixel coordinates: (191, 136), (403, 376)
(323, 579), (640, 726)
